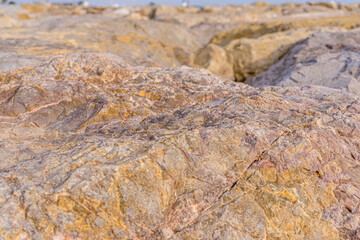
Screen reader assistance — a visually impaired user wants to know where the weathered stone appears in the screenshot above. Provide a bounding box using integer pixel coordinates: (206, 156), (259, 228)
(0, 38), (86, 71)
(193, 43), (234, 79)
(1, 3), (360, 239)
(0, 53), (359, 239)
(211, 14), (360, 46)
(189, 22), (239, 46)
(247, 32), (360, 95)
(227, 27), (345, 81)
(197, 13), (360, 81)
(0, 10), (199, 69)
(195, 26), (345, 81)
(0, 16), (18, 28)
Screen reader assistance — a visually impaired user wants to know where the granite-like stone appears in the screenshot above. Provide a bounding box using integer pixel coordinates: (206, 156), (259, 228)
(0, 53), (359, 239)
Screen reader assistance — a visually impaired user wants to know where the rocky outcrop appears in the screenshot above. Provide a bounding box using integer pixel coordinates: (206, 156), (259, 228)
(247, 32), (360, 95)
(196, 14), (360, 81)
(1, 2), (360, 74)
(0, 38), (87, 71)
(0, 9), (199, 69)
(1, 3), (360, 239)
(211, 14), (360, 46)
(227, 27), (345, 81)
(0, 53), (360, 239)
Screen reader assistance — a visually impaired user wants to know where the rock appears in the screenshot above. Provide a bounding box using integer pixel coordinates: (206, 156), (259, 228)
(2, 2), (360, 73)
(112, 7), (132, 16)
(197, 13), (360, 81)
(0, 16), (18, 28)
(193, 43), (234, 79)
(228, 27), (346, 82)
(0, 38), (87, 71)
(0, 52), (41, 71)
(21, 3), (57, 14)
(211, 15), (360, 46)
(16, 13), (31, 20)
(0, 14), (199, 68)
(1, 3), (360, 239)
(189, 22), (239, 46)
(196, 27), (345, 81)
(0, 53), (360, 239)
(247, 32), (360, 95)
(309, 1), (339, 10)
(0, 53), (244, 132)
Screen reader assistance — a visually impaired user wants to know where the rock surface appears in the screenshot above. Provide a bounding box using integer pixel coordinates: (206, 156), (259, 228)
(1, 3), (360, 240)
(0, 38), (86, 71)
(0, 15), (199, 68)
(247, 32), (360, 95)
(193, 43), (234, 79)
(210, 14), (360, 47)
(197, 14), (360, 80)
(227, 27), (345, 81)
(1, 2), (360, 72)
(0, 53), (360, 239)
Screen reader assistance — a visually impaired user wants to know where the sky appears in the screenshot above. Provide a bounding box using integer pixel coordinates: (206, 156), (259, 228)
(11, 0), (359, 6)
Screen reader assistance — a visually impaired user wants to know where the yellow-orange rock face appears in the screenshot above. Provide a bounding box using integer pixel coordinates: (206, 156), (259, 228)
(1, 3), (360, 240)
(0, 53), (359, 239)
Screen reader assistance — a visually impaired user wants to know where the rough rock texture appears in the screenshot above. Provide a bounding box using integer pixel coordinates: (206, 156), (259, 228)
(1, 3), (360, 240)
(195, 14), (360, 80)
(0, 38), (87, 71)
(1, 2), (360, 72)
(0, 15), (199, 68)
(247, 32), (360, 95)
(0, 53), (360, 239)
(210, 15), (360, 46)
(226, 27), (345, 81)
(0, 3), (201, 69)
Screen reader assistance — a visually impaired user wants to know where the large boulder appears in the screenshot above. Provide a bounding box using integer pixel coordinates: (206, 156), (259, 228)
(247, 32), (360, 95)
(0, 53), (360, 239)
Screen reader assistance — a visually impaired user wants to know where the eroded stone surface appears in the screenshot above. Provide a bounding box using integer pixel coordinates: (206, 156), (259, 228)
(197, 14), (360, 80)
(1, 2), (360, 73)
(0, 53), (359, 239)
(0, 5), (199, 69)
(247, 32), (360, 95)
(193, 43), (234, 79)
(1, 3), (360, 239)
(227, 27), (345, 81)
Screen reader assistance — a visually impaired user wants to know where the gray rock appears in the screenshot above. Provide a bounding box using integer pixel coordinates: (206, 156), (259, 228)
(247, 32), (360, 95)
